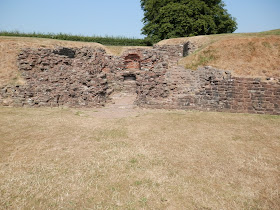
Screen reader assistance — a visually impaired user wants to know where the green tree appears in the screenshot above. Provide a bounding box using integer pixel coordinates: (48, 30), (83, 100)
(141, 0), (237, 42)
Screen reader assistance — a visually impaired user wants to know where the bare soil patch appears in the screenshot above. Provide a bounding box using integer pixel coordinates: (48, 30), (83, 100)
(92, 91), (142, 119)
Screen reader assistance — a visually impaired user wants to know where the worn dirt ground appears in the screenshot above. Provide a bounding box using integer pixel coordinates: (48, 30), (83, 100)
(0, 100), (279, 209)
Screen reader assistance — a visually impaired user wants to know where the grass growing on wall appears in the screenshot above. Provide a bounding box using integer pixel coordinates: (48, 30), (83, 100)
(0, 31), (153, 46)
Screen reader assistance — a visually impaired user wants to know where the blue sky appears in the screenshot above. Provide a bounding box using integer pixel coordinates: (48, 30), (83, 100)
(0, 0), (279, 38)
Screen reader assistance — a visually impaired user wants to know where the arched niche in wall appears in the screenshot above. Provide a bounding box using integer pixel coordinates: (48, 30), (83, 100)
(124, 53), (141, 70)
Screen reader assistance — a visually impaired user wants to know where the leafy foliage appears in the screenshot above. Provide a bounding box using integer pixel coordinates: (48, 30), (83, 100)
(0, 31), (153, 46)
(141, 0), (237, 42)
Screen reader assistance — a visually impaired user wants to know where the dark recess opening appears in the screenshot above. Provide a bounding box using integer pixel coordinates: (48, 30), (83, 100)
(53, 47), (76, 58)
(123, 74), (136, 81)
(124, 54), (140, 61)
(183, 42), (190, 57)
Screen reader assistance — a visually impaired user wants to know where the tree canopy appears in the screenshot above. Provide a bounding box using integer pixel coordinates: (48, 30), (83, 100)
(140, 0), (237, 42)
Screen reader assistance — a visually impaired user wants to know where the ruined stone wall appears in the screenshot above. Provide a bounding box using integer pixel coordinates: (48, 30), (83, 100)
(106, 48), (170, 92)
(137, 66), (280, 115)
(0, 47), (170, 107)
(0, 44), (279, 115)
(153, 44), (184, 58)
(1, 47), (113, 107)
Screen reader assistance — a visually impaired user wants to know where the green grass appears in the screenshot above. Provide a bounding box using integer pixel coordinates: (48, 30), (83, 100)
(0, 30), (153, 46)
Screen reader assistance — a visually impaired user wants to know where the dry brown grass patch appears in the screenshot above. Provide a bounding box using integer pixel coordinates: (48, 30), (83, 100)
(0, 107), (279, 209)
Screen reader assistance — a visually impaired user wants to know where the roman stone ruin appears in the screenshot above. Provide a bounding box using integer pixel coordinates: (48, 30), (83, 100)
(0, 41), (279, 115)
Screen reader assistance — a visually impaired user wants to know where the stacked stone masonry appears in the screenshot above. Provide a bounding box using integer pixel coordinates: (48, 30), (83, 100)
(140, 66), (280, 115)
(0, 43), (279, 115)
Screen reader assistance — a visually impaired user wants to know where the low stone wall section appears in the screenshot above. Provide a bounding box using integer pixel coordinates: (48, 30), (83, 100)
(0, 44), (279, 115)
(137, 66), (280, 115)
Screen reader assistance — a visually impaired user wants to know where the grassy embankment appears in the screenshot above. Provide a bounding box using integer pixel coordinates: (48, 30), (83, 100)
(158, 29), (280, 78)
